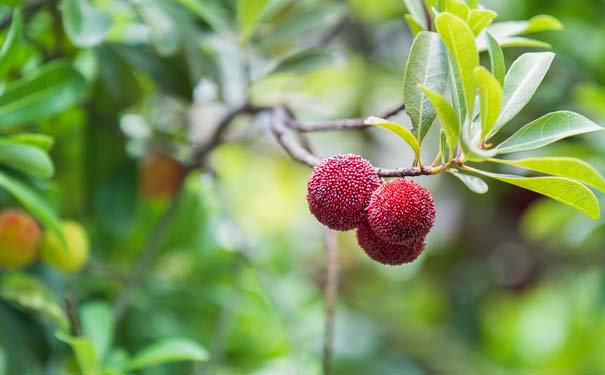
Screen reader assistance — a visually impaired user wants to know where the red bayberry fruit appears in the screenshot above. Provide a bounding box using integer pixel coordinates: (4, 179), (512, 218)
(356, 221), (425, 265)
(307, 154), (381, 231)
(0, 209), (41, 269)
(367, 178), (435, 243)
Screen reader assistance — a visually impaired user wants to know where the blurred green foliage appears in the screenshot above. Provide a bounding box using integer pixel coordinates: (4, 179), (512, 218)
(0, 0), (603, 374)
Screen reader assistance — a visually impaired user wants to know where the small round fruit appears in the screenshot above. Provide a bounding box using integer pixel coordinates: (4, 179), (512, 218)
(356, 221), (425, 265)
(367, 178), (435, 243)
(0, 209), (41, 269)
(41, 221), (89, 273)
(306, 154), (381, 231)
(139, 152), (186, 201)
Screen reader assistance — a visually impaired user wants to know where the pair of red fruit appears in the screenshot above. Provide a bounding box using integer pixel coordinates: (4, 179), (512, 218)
(306, 154), (436, 265)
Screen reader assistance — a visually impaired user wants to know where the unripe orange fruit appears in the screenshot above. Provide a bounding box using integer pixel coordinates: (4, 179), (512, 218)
(139, 152), (185, 200)
(41, 221), (89, 273)
(0, 209), (41, 269)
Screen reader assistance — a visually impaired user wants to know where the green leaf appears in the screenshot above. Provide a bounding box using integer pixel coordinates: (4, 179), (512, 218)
(137, 1), (180, 56)
(460, 120), (498, 161)
(126, 338), (209, 371)
(402, 31), (448, 143)
(489, 52), (555, 138)
(474, 66), (502, 140)
(61, 0), (112, 47)
(493, 37), (551, 49)
(444, 0), (470, 22)
(269, 49), (334, 75)
(176, 0), (232, 34)
(0, 139), (54, 178)
(487, 15), (563, 39)
(237, 0), (269, 43)
(417, 84), (459, 157)
(439, 129), (447, 163)
(365, 116), (421, 159)
(485, 32), (505, 86)
(0, 61), (87, 129)
(463, 168), (600, 219)
(0, 8), (22, 79)
(7, 134), (54, 151)
(436, 12), (479, 122)
(448, 169), (488, 193)
(404, 14), (424, 37)
(403, 0), (428, 30)
(0, 272), (69, 332)
(468, 9), (496, 35)
(0, 170), (64, 245)
(56, 333), (98, 375)
(489, 157), (605, 193)
(81, 301), (114, 362)
(496, 111), (602, 154)
(522, 15), (564, 34)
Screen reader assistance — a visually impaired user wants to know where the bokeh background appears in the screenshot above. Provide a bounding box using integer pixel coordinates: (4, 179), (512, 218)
(0, 0), (604, 374)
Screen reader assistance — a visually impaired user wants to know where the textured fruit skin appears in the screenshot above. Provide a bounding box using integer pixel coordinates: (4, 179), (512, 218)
(139, 152), (185, 200)
(356, 221), (425, 265)
(0, 209), (41, 269)
(367, 178), (435, 243)
(307, 154), (381, 230)
(41, 221), (89, 273)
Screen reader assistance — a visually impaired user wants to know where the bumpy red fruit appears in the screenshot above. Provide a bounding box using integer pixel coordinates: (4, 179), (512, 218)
(367, 178), (435, 243)
(307, 154), (380, 230)
(356, 221), (425, 265)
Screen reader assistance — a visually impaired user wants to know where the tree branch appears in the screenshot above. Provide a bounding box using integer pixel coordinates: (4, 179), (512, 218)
(322, 229), (339, 375)
(289, 103), (405, 132)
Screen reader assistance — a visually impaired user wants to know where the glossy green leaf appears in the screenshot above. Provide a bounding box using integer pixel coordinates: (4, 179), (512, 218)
(0, 139), (54, 178)
(494, 37), (551, 49)
(460, 121), (498, 161)
(474, 66), (502, 139)
(468, 9), (496, 35)
(237, 0), (269, 42)
(126, 338), (209, 370)
(176, 0), (232, 34)
(463, 167), (600, 219)
(488, 15), (563, 39)
(365, 116), (421, 159)
(489, 157), (605, 192)
(0, 272), (69, 332)
(448, 169), (488, 193)
(402, 31), (448, 143)
(489, 52), (555, 138)
(403, 0), (428, 29)
(418, 85), (459, 157)
(522, 15), (564, 34)
(436, 12), (479, 122)
(8, 134), (54, 151)
(61, 0), (112, 47)
(269, 49), (334, 75)
(404, 14), (424, 37)
(56, 333), (97, 375)
(0, 61), (87, 129)
(81, 301), (114, 362)
(0, 171), (64, 245)
(496, 111), (602, 154)
(444, 0), (470, 22)
(485, 32), (504, 86)
(0, 8), (22, 79)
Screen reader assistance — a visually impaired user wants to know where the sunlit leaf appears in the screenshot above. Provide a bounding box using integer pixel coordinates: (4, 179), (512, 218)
(474, 66), (502, 140)
(7, 133), (54, 151)
(126, 338), (209, 371)
(365, 116), (421, 159)
(468, 9), (496, 35)
(0, 139), (54, 178)
(436, 12), (479, 122)
(444, 0), (470, 22)
(237, 0), (269, 42)
(403, 0), (428, 30)
(403, 31), (448, 143)
(489, 52), (555, 138)
(496, 111), (602, 154)
(404, 14), (424, 37)
(61, 0), (112, 47)
(485, 32), (505, 86)
(56, 333), (97, 375)
(417, 84), (459, 157)
(463, 167), (600, 219)
(489, 157), (605, 192)
(448, 169), (488, 193)
(81, 301), (114, 362)
(0, 61), (87, 129)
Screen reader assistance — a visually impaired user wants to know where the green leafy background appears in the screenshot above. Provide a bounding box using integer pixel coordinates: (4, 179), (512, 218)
(0, 0), (604, 374)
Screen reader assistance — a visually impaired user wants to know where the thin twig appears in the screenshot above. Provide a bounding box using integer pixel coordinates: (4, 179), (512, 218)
(64, 295), (82, 337)
(112, 189), (184, 322)
(289, 103), (405, 132)
(322, 229), (339, 375)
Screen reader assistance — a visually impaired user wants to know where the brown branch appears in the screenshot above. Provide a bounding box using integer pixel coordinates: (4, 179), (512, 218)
(271, 105), (322, 167)
(322, 229), (339, 375)
(64, 295), (82, 337)
(290, 103), (405, 132)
